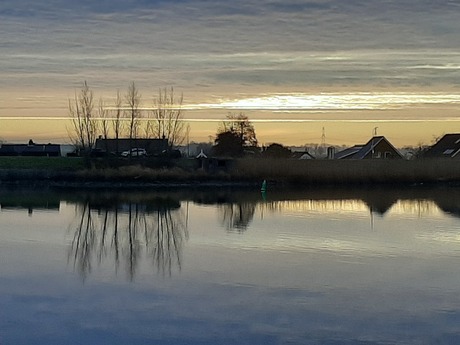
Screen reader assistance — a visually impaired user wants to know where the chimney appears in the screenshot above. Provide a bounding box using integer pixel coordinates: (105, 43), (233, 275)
(327, 146), (335, 159)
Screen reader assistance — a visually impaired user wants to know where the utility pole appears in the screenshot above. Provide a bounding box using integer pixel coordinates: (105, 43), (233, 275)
(321, 127), (326, 147)
(320, 127), (326, 158)
(186, 124), (190, 157)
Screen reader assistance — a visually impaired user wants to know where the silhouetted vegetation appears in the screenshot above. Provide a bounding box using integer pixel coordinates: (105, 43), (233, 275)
(262, 143), (292, 158)
(212, 113), (259, 157)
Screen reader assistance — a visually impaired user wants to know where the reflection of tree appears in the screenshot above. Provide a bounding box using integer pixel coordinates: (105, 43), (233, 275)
(218, 202), (256, 232)
(69, 197), (188, 281)
(70, 202), (96, 279)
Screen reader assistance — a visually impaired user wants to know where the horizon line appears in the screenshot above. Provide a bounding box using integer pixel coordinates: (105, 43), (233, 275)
(0, 117), (460, 123)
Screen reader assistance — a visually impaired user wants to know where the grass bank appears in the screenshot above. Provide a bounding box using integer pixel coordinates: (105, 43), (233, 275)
(1, 157), (460, 187)
(0, 157), (85, 170)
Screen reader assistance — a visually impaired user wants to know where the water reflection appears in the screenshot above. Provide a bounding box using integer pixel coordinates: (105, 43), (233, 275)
(68, 192), (188, 281)
(0, 187), (60, 215)
(218, 202), (256, 232)
(4, 186), (460, 344)
(256, 186), (460, 219)
(2, 185), (460, 276)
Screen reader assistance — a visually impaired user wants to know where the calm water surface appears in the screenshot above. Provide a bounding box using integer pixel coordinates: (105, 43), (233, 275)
(1, 186), (460, 344)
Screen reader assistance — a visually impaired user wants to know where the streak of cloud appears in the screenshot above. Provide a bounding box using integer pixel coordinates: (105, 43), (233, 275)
(2, 0), (460, 144)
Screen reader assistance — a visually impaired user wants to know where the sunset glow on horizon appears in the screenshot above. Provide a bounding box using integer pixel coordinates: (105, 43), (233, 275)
(2, 1), (460, 146)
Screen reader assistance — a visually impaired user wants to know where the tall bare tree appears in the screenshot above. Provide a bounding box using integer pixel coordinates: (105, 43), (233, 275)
(111, 90), (123, 155)
(150, 87), (185, 148)
(68, 81), (97, 156)
(98, 98), (109, 154)
(125, 82), (141, 150)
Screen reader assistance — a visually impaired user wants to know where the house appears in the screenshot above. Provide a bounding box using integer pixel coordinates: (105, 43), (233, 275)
(94, 138), (169, 156)
(423, 133), (460, 158)
(291, 151), (315, 160)
(0, 141), (61, 157)
(334, 136), (403, 160)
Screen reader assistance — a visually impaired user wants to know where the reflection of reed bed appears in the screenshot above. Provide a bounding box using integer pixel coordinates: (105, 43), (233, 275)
(232, 158), (460, 185)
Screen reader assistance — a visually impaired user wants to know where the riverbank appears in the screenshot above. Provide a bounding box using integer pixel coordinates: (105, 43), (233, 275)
(1, 157), (460, 188)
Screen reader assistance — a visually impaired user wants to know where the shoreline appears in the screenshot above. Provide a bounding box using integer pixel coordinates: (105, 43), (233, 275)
(2, 157), (460, 189)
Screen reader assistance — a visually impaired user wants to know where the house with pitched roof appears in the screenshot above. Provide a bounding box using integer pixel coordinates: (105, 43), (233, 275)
(334, 136), (403, 160)
(423, 134), (460, 158)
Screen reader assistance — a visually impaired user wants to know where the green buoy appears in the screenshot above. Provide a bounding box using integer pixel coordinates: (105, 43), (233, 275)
(261, 180), (267, 192)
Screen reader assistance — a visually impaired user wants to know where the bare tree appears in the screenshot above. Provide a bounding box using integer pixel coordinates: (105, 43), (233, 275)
(219, 112), (258, 148)
(112, 90), (123, 156)
(150, 87), (185, 148)
(125, 82), (141, 150)
(98, 98), (109, 154)
(68, 81), (97, 156)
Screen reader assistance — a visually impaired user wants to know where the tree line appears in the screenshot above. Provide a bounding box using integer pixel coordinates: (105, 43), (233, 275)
(69, 81), (295, 159)
(69, 81), (185, 156)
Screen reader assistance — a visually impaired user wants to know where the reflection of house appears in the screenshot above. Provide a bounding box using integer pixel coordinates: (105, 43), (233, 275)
(334, 136), (403, 160)
(95, 138), (169, 155)
(423, 133), (460, 158)
(0, 141), (60, 156)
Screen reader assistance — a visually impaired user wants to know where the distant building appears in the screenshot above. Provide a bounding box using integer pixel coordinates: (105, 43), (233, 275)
(423, 133), (460, 158)
(291, 151), (315, 160)
(334, 136), (403, 160)
(0, 140), (61, 157)
(94, 138), (169, 156)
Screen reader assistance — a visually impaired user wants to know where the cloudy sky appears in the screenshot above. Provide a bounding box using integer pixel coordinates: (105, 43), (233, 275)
(2, 0), (460, 145)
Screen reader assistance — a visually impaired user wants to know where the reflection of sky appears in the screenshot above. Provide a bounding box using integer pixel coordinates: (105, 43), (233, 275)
(262, 199), (445, 218)
(2, 1), (460, 144)
(2, 197), (460, 343)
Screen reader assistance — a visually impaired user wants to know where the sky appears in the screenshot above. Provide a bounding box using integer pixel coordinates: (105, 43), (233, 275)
(2, 0), (460, 146)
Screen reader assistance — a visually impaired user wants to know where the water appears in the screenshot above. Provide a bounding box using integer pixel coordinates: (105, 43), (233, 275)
(1, 186), (460, 344)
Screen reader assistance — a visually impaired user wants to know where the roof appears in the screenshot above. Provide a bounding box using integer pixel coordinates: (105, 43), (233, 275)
(334, 145), (363, 159)
(354, 136), (386, 159)
(334, 136), (403, 159)
(291, 151), (315, 160)
(95, 138), (169, 154)
(424, 133), (460, 158)
(0, 143), (61, 156)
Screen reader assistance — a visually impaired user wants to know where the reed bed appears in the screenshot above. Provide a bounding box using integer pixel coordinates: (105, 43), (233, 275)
(2, 157), (460, 186)
(232, 158), (460, 185)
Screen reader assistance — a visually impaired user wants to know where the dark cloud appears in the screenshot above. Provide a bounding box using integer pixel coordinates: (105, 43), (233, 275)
(2, 0), (460, 97)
